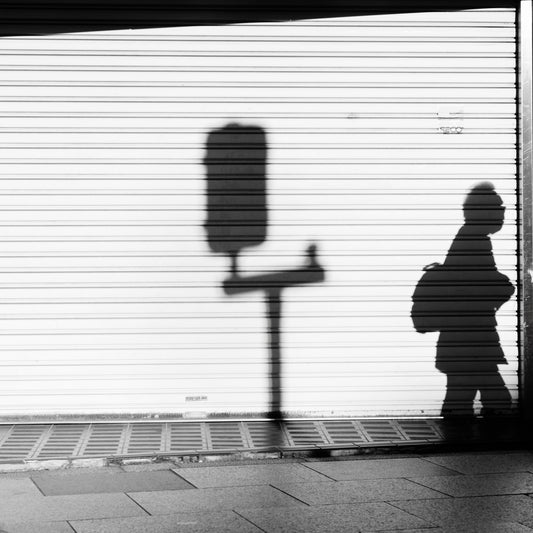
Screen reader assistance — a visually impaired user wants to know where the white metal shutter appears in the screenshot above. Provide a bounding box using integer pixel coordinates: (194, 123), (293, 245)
(0, 7), (518, 418)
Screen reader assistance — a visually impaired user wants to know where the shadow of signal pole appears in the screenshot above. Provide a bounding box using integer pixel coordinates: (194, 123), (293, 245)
(223, 244), (325, 419)
(204, 123), (325, 426)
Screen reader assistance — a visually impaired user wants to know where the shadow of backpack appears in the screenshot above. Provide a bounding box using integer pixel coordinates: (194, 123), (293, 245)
(411, 262), (514, 334)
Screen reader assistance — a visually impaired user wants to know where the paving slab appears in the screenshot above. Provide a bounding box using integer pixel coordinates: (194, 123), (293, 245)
(271, 478), (448, 505)
(174, 463), (331, 488)
(129, 485), (304, 515)
(304, 457), (459, 480)
(0, 493), (146, 523)
(0, 478), (43, 500)
(32, 467), (123, 477)
(0, 521), (74, 533)
(515, 517), (533, 531)
(121, 462), (176, 472)
(391, 495), (533, 527)
(422, 453), (533, 475)
(32, 470), (193, 496)
(238, 502), (431, 532)
(0, 472), (43, 480)
(70, 511), (262, 533)
(381, 525), (533, 533)
(410, 472), (533, 497)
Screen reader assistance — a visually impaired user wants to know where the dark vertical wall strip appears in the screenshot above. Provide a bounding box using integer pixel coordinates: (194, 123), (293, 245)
(517, 0), (533, 428)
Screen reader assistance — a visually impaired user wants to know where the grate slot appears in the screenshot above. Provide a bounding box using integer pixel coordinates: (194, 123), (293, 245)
(398, 420), (442, 441)
(0, 425), (50, 460)
(36, 424), (88, 459)
(321, 420), (367, 444)
(79, 424), (126, 457)
(426, 420), (445, 439)
(285, 421), (327, 446)
(169, 422), (206, 452)
(125, 423), (164, 455)
(246, 420), (287, 447)
(359, 420), (405, 442)
(207, 422), (246, 450)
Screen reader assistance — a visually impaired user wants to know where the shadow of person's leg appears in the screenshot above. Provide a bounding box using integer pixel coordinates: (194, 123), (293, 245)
(478, 365), (512, 416)
(441, 372), (477, 417)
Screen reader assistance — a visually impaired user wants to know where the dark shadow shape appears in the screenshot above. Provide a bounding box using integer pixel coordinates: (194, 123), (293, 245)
(224, 244), (324, 424)
(0, 0), (516, 37)
(204, 123), (325, 440)
(204, 124), (268, 269)
(412, 182), (514, 418)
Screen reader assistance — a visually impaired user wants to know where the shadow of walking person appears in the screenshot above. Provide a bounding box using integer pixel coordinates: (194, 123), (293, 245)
(412, 182), (514, 418)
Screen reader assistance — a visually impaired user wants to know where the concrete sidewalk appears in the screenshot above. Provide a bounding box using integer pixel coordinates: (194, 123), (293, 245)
(1, 450), (533, 532)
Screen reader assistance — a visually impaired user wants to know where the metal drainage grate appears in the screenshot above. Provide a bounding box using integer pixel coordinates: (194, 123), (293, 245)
(321, 420), (367, 445)
(284, 421), (328, 447)
(399, 419), (443, 441)
(37, 424), (88, 459)
(169, 422), (206, 453)
(246, 420), (287, 447)
(207, 422), (248, 450)
(359, 420), (406, 442)
(0, 419), (446, 462)
(125, 423), (164, 455)
(0, 425), (50, 460)
(79, 424), (126, 457)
